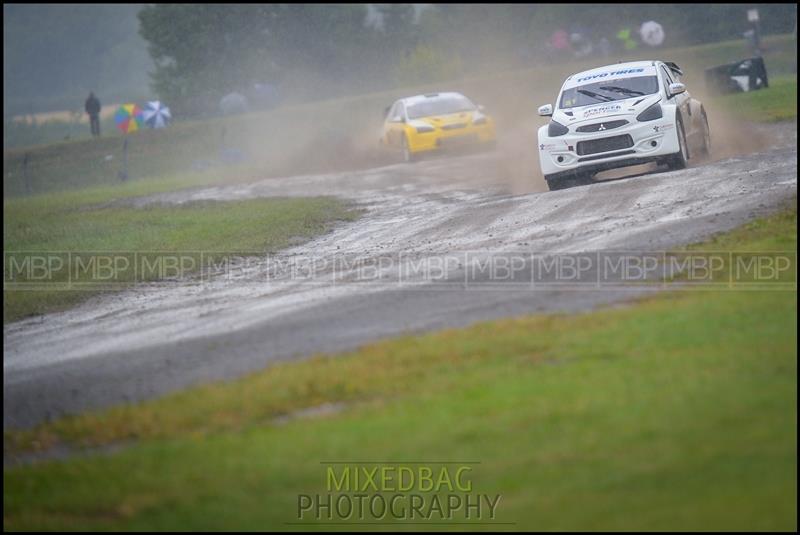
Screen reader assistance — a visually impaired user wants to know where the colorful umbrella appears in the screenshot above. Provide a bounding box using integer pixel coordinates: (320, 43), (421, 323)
(142, 101), (172, 129)
(114, 103), (144, 134)
(640, 21), (665, 47)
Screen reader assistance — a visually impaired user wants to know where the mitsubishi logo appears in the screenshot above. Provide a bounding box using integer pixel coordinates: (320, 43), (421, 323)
(598, 123), (606, 131)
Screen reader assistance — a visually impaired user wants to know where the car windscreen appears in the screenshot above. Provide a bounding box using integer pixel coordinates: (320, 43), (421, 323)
(406, 96), (475, 119)
(559, 76), (659, 109)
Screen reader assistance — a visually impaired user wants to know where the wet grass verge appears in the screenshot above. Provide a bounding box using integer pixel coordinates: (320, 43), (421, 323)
(3, 204), (796, 530)
(718, 74), (797, 122)
(4, 194), (358, 323)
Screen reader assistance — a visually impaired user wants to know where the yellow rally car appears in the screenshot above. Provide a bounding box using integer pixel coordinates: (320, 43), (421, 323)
(380, 92), (497, 162)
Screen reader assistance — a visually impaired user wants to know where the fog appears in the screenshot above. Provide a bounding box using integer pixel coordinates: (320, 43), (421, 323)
(3, 4), (797, 195)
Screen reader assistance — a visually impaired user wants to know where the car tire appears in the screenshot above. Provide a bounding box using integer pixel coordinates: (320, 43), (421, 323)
(667, 115), (689, 170)
(545, 173), (593, 191)
(698, 110), (711, 158)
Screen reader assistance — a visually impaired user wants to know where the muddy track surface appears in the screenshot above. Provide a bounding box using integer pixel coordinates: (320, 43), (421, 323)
(4, 122), (797, 429)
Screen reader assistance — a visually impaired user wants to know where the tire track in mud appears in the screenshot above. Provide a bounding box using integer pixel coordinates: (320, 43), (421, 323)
(4, 122), (797, 428)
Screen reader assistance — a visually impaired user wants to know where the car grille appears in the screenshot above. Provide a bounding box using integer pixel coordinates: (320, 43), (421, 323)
(576, 120), (629, 133)
(441, 123), (468, 130)
(576, 134), (634, 156)
(578, 150), (636, 163)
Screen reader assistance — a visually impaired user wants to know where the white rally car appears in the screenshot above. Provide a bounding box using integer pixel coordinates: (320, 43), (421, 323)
(537, 60), (710, 190)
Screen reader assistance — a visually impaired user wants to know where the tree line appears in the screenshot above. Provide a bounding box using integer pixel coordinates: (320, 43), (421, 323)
(136, 3), (796, 117)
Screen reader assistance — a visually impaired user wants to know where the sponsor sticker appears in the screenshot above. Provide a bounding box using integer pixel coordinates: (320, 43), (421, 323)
(539, 140), (572, 152)
(575, 67), (646, 83)
(582, 103), (623, 119)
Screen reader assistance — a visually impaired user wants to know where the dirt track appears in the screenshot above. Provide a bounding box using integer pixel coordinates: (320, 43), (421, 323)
(4, 122), (797, 429)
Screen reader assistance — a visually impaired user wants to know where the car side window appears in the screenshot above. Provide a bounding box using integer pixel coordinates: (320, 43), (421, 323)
(392, 103), (405, 123)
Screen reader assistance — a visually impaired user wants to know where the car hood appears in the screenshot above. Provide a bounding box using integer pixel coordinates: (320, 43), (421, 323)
(553, 94), (661, 126)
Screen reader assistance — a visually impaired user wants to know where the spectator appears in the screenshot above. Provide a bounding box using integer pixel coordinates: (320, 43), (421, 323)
(616, 27), (639, 51)
(85, 91), (101, 137)
(546, 29), (571, 63)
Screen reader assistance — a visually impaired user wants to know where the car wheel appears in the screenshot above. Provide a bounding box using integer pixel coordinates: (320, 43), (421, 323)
(698, 111), (711, 158)
(667, 115), (689, 170)
(545, 173), (593, 191)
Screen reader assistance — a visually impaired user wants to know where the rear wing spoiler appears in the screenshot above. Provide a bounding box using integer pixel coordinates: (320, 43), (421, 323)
(664, 62), (683, 77)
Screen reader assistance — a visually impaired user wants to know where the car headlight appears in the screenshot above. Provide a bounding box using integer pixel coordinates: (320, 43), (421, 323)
(416, 125), (435, 133)
(472, 116), (488, 125)
(548, 120), (569, 137)
(636, 103), (663, 122)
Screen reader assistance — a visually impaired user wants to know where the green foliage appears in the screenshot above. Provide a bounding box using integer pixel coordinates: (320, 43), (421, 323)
(4, 4), (797, 121)
(522, 4), (797, 48)
(137, 4), (380, 116)
(424, 5), (537, 71)
(377, 4), (417, 58)
(393, 44), (463, 86)
(419, 4), (797, 71)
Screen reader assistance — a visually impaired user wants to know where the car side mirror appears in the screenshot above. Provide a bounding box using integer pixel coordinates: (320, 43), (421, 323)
(668, 82), (686, 98)
(383, 106), (390, 118)
(538, 104), (553, 117)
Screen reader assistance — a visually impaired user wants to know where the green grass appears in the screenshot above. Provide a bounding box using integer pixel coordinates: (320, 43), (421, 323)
(3, 195), (357, 323)
(669, 33), (798, 79)
(4, 205), (796, 531)
(717, 75), (798, 122)
(686, 203), (797, 251)
(3, 165), (256, 214)
(665, 203), (798, 286)
(3, 119), (275, 197)
(4, 114), (122, 151)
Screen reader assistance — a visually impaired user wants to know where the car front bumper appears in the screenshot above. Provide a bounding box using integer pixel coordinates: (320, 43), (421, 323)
(538, 119), (680, 177)
(409, 124), (496, 154)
